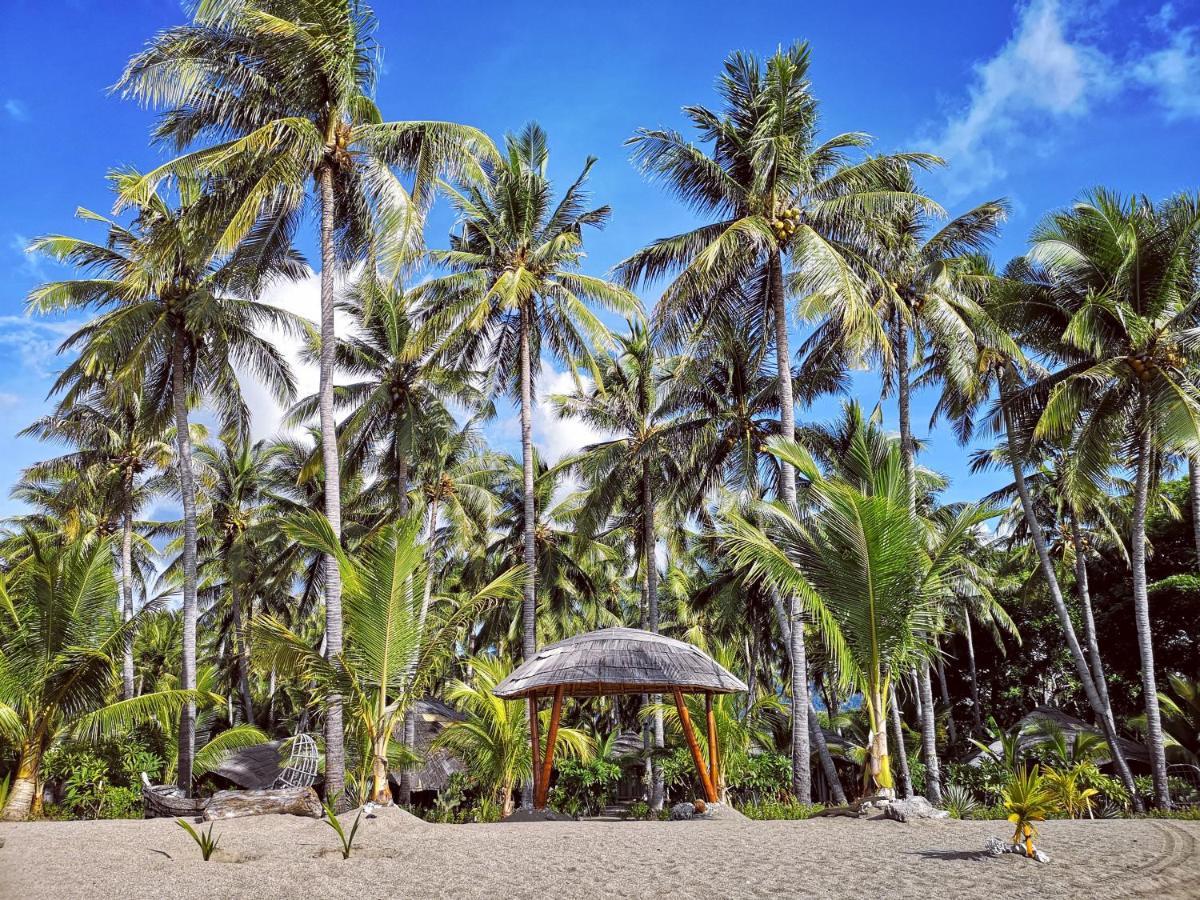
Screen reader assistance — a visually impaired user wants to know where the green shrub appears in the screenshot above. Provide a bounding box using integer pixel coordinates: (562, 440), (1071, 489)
(627, 800), (657, 820)
(942, 784), (978, 819)
(470, 797), (502, 823)
(726, 751), (791, 802)
(737, 797), (824, 820)
(548, 756), (621, 817)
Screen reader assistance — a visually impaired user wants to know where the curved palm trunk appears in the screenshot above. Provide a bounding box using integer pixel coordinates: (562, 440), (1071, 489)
(1070, 516), (1112, 713)
(999, 371), (1140, 806)
(1131, 411), (1170, 807)
(231, 582), (255, 726)
(171, 335), (199, 795)
(642, 462), (666, 810)
(768, 249), (815, 804)
(963, 616), (983, 734)
(808, 700), (846, 805)
(896, 312), (941, 803)
(1, 733), (46, 821)
(888, 682), (913, 799)
(1190, 455), (1200, 567)
(518, 306), (537, 661)
(936, 651), (957, 746)
(121, 485), (135, 701)
(317, 163), (346, 809)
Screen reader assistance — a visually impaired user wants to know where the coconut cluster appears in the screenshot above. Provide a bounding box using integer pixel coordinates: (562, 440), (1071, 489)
(772, 207), (799, 244)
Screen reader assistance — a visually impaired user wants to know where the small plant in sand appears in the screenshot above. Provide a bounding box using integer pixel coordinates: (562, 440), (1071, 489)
(176, 818), (220, 861)
(1002, 766), (1056, 859)
(942, 784), (979, 820)
(322, 800), (363, 859)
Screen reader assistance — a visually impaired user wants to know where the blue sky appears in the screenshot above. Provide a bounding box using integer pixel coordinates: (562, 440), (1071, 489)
(1, 0), (1199, 518)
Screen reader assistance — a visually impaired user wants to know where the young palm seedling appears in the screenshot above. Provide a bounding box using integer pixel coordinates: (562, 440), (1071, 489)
(322, 800), (364, 859)
(1002, 766), (1057, 861)
(176, 818), (220, 861)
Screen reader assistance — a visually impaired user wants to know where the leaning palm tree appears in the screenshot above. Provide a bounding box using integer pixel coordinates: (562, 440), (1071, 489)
(255, 513), (523, 805)
(1029, 189), (1200, 807)
(619, 43), (936, 801)
(420, 122), (639, 661)
(720, 432), (995, 796)
(0, 534), (199, 820)
(26, 178), (304, 794)
(116, 0), (497, 804)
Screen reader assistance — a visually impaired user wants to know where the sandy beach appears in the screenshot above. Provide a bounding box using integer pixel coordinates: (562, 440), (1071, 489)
(1, 810), (1197, 899)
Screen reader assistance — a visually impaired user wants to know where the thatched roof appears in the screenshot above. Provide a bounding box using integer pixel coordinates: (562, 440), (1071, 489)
(966, 706), (1152, 767)
(492, 627), (748, 699)
(390, 698), (467, 792)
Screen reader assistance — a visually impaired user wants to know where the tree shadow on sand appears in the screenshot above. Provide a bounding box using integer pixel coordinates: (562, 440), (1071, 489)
(914, 849), (994, 862)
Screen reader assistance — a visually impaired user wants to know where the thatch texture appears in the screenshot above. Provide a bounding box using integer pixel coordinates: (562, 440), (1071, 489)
(391, 698), (467, 792)
(211, 741), (282, 790)
(492, 627), (747, 699)
(965, 705), (1152, 767)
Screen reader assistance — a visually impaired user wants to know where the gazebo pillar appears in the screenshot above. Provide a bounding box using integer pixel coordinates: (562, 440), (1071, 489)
(706, 692), (719, 794)
(674, 688), (718, 803)
(534, 686), (565, 809)
(528, 696), (541, 805)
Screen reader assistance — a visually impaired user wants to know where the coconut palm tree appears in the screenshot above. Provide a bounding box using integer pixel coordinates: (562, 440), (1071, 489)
(116, 0), (497, 804)
(720, 431), (995, 796)
(26, 179), (304, 794)
(255, 513), (523, 804)
(435, 655), (593, 816)
(1029, 189), (1200, 807)
(420, 122), (639, 660)
(0, 534), (198, 820)
(18, 388), (170, 701)
(619, 44), (936, 801)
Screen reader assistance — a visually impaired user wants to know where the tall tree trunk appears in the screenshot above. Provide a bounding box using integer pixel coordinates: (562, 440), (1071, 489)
(643, 461), (665, 810)
(1190, 455), (1200, 567)
(396, 444), (414, 806)
(1131, 407), (1170, 807)
(120, 484), (135, 701)
(897, 311), (941, 802)
(171, 334), (199, 796)
(936, 650), (956, 745)
(1070, 516), (1112, 713)
(1, 736), (44, 821)
(317, 163), (346, 809)
(768, 249), (814, 804)
(518, 306), (538, 661)
(888, 682), (913, 799)
(963, 616), (983, 734)
(807, 701), (846, 805)
(999, 370), (1140, 807)
(231, 582), (255, 726)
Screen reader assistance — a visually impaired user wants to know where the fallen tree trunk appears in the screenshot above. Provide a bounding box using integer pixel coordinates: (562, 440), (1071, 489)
(203, 786), (322, 821)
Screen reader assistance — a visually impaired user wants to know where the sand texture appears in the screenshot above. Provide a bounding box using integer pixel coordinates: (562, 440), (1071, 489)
(1, 812), (1197, 899)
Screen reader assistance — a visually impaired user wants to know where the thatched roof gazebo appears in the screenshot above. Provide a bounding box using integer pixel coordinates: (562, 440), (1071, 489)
(493, 627), (747, 807)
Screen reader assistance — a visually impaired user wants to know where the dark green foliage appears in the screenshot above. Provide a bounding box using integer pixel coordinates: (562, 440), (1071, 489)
(738, 798), (825, 820)
(548, 756), (622, 817)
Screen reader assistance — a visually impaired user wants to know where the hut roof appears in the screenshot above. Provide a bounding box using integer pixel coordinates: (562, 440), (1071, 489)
(389, 698), (467, 792)
(211, 741), (281, 790)
(492, 627), (748, 699)
(965, 705), (1152, 768)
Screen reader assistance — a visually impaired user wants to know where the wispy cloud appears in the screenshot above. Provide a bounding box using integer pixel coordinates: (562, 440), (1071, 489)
(4, 99), (29, 122)
(0, 315), (82, 379)
(10, 233), (46, 280)
(922, 0), (1200, 197)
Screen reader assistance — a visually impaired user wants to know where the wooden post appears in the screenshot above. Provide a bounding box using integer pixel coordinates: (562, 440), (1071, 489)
(674, 688), (718, 803)
(535, 686), (565, 809)
(528, 695), (541, 806)
(706, 692), (719, 795)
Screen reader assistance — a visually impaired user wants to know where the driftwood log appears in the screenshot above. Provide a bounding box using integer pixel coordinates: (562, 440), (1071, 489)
(202, 786), (322, 821)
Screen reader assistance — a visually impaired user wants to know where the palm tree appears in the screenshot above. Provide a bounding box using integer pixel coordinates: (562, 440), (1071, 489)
(255, 513), (523, 804)
(1029, 190), (1200, 807)
(26, 179), (303, 794)
(720, 431), (994, 796)
(116, 0), (497, 804)
(0, 534), (198, 820)
(19, 388), (170, 701)
(435, 655), (593, 816)
(618, 43), (935, 802)
(421, 122), (639, 661)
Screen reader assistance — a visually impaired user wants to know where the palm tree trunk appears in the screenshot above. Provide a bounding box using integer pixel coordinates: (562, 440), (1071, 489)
(317, 162), (346, 809)
(888, 682), (913, 799)
(1131, 407), (1170, 807)
(171, 334), (199, 796)
(917, 663), (942, 803)
(396, 446), (409, 516)
(1189, 455), (1200, 567)
(120, 485), (135, 701)
(963, 616), (983, 734)
(936, 650), (956, 745)
(1070, 516), (1112, 713)
(768, 248), (815, 804)
(231, 582), (255, 726)
(518, 305), (537, 661)
(0, 736), (47, 821)
(642, 461), (665, 811)
(808, 701), (846, 805)
(999, 370), (1141, 806)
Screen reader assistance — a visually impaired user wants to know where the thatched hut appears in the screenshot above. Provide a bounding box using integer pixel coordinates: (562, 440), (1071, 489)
(494, 627), (747, 807)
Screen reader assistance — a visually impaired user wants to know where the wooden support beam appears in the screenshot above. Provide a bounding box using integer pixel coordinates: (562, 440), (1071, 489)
(535, 686), (565, 809)
(528, 695), (541, 806)
(674, 688), (718, 803)
(706, 692), (719, 795)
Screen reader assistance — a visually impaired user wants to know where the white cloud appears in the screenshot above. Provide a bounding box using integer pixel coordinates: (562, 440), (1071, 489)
(0, 315), (84, 378)
(923, 0), (1200, 197)
(4, 99), (28, 122)
(532, 366), (612, 464)
(924, 0), (1115, 197)
(1133, 26), (1200, 120)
